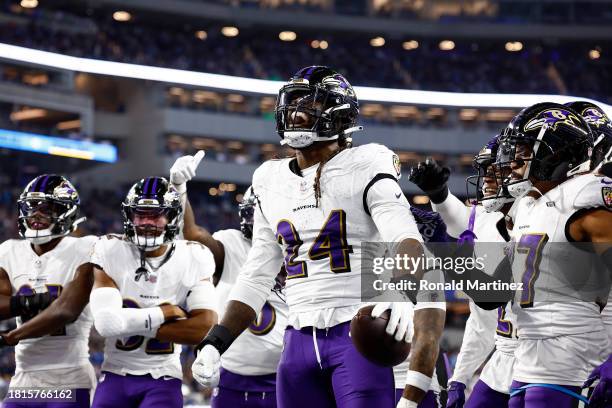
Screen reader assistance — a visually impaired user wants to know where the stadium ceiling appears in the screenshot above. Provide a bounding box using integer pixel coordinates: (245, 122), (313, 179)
(85, 0), (612, 40)
(1, 42), (611, 115)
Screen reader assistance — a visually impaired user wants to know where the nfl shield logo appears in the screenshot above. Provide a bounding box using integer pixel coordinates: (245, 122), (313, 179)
(603, 187), (612, 208)
(393, 155), (401, 177)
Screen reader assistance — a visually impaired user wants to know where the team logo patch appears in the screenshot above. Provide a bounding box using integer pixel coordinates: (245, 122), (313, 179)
(602, 187), (612, 208)
(393, 155), (401, 176)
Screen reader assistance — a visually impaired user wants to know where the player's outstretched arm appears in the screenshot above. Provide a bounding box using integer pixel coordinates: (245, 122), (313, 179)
(409, 158), (471, 238)
(90, 266), (186, 338)
(169, 151), (226, 282)
(2, 263), (94, 345)
(401, 307), (446, 405)
(183, 198), (225, 282)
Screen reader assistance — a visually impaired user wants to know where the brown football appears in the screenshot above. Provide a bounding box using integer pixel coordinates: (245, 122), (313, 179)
(350, 305), (411, 367)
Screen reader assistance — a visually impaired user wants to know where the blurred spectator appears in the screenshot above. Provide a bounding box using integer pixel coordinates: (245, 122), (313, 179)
(0, 7), (610, 102)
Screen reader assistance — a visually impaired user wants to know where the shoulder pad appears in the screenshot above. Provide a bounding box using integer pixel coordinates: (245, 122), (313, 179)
(185, 241), (215, 275)
(212, 228), (243, 245)
(351, 143), (402, 180)
(0, 239), (19, 257)
(571, 174), (612, 210)
(252, 159), (289, 188)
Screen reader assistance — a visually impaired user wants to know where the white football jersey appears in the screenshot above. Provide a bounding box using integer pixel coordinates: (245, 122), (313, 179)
(231, 143), (422, 329)
(434, 193), (517, 391)
(470, 207), (518, 356)
(0, 236), (96, 374)
(604, 292), (612, 344)
(90, 236), (215, 379)
(212, 229), (287, 376)
(510, 173), (611, 338)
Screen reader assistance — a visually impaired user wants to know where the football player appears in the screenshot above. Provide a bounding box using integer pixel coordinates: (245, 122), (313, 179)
(566, 101), (612, 407)
(192, 66), (446, 408)
(0, 174), (96, 408)
(566, 101), (612, 345)
(89, 177), (218, 408)
(168, 152), (288, 408)
(495, 102), (612, 408)
(410, 136), (519, 408)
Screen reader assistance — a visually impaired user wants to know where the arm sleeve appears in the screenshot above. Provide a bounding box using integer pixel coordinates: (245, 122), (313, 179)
(90, 237), (106, 268)
(449, 300), (498, 384)
(90, 287), (165, 338)
(185, 280), (217, 312)
(431, 192), (472, 238)
(414, 269), (447, 311)
(227, 202), (284, 314)
(366, 177), (423, 243)
(185, 243), (218, 311)
(0, 240), (11, 272)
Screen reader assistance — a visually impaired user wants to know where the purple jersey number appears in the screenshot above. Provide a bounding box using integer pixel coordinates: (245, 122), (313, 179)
(248, 301), (276, 336)
(495, 306), (513, 338)
(115, 299), (174, 354)
(276, 220), (308, 279)
(309, 210), (353, 273)
(517, 233), (549, 308)
(276, 209), (353, 279)
(16, 284), (66, 336)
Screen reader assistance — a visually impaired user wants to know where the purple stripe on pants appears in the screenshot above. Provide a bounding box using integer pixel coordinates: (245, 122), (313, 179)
(3, 389), (90, 408)
(509, 381), (585, 408)
(465, 380), (509, 408)
(276, 322), (395, 408)
(211, 368), (277, 408)
(91, 372), (182, 408)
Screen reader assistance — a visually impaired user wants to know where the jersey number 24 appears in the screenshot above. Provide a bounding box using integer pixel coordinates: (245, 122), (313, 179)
(276, 209), (353, 279)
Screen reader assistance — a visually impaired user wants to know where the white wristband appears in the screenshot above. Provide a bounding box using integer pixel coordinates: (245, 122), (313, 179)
(405, 370), (432, 392)
(173, 182), (186, 194)
(397, 398), (418, 408)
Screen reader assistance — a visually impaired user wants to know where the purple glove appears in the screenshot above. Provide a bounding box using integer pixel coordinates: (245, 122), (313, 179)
(583, 354), (612, 408)
(446, 381), (466, 408)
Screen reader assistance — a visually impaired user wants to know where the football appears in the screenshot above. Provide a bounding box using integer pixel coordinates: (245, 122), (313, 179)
(350, 305), (411, 367)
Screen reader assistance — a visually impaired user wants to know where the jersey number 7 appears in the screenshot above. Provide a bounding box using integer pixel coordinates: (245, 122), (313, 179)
(276, 209), (353, 279)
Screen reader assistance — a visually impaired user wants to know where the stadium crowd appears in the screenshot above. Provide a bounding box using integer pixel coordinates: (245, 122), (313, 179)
(0, 5), (609, 101)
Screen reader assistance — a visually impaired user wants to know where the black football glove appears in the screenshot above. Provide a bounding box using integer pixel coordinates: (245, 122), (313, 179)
(408, 157), (451, 204)
(10, 292), (53, 320)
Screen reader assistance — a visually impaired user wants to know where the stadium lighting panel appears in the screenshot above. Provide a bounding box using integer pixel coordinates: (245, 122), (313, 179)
(0, 42), (610, 115)
(0, 128), (117, 163)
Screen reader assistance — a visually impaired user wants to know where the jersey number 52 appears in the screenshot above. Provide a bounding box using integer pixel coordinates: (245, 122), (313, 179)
(115, 299), (174, 354)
